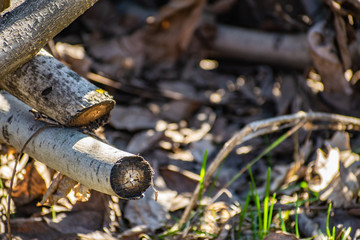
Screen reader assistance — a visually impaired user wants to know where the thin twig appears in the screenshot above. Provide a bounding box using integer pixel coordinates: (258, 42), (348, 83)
(179, 111), (360, 227)
(7, 125), (55, 240)
(210, 120), (306, 204)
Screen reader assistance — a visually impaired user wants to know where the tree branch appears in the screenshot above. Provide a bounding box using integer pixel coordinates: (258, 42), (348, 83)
(0, 0), (98, 80)
(0, 91), (153, 200)
(208, 24), (311, 69)
(1, 49), (115, 126)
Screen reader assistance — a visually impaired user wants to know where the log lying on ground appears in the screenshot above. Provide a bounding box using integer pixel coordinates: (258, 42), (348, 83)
(209, 24), (360, 69)
(0, 0), (98, 80)
(0, 49), (115, 126)
(0, 91), (153, 199)
(119, 4), (311, 69)
(208, 25), (312, 69)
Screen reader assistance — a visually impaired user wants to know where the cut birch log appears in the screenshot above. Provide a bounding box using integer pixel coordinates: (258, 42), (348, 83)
(0, 49), (115, 126)
(0, 0), (98, 80)
(0, 91), (153, 200)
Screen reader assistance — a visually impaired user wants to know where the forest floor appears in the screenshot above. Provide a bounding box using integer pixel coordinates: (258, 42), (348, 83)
(2, 0), (360, 239)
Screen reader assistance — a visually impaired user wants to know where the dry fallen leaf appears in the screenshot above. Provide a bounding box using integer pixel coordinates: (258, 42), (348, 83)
(12, 161), (52, 206)
(264, 231), (299, 240)
(307, 148), (340, 193)
(307, 20), (352, 95)
(307, 147), (360, 207)
(142, 0), (206, 65)
(326, 131), (351, 151)
(55, 42), (92, 77)
(273, 75), (296, 115)
(159, 164), (200, 193)
(110, 106), (158, 131)
(160, 100), (199, 122)
(199, 202), (232, 237)
(119, 225), (150, 240)
(39, 175), (79, 206)
(124, 193), (170, 231)
(126, 129), (164, 154)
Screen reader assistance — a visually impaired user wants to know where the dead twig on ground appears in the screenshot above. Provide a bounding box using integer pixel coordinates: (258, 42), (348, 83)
(179, 111), (360, 227)
(7, 125), (59, 240)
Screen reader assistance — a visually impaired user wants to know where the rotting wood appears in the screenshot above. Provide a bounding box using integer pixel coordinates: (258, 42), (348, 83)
(0, 0), (98, 80)
(0, 91), (153, 199)
(0, 49), (115, 126)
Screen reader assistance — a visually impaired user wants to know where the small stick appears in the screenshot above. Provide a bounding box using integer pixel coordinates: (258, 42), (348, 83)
(7, 125), (57, 240)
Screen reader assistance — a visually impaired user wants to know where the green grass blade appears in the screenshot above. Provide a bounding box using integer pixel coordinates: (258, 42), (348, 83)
(225, 124), (302, 188)
(208, 161), (224, 196)
(267, 192), (276, 232)
(198, 150), (208, 202)
(278, 208), (286, 232)
(238, 190), (251, 233)
(264, 135), (273, 165)
(326, 202), (332, 238)
(248, 167), (263, 239)
(263, 167), (271, 235)
(51, 205), (56, 221)
(249, 206), (257, 240)
(295, 202), (299, 238)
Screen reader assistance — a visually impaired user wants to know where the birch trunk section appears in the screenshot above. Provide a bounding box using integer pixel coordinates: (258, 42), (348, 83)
(0, 0), (98, 80)
(0, 91), (153, 199)
(1, 49), (115, 126)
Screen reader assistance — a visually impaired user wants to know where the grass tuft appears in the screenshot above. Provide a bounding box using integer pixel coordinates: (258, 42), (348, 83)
(198, 150), (208, 203)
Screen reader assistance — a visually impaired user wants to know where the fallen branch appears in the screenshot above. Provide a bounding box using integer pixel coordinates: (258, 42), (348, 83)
(0, 0), (98, 80)
(115, 4), (312, 69)
(208, 24), (312, 69)
(0, 91), (153, 199)
(179, 111), (360, 227)
(1, 49), (115, 126)
(209, 24), (360, 70)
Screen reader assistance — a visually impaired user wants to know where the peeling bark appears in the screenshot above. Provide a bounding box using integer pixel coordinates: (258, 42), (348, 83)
(0, 91), (153, 199)
(0, 49), (115, 126)
(0, 0), (98, 80)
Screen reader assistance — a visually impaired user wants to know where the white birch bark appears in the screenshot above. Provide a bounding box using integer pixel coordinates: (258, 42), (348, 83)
(0, 91), (153, 200)
(0, 0), (98, 80)
(1, 49), (115, 126)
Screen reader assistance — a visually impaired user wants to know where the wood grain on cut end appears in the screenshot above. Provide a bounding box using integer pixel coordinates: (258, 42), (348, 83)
(1, 49), (116, 127)
(69, 101), (115, 126)
(110, 156), (154, 200)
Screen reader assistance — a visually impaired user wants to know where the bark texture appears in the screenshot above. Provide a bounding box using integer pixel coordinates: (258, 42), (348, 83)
(211, 25), (312, 69)
(1, 49), (115, 126)
(0, 0), (98, 80)
(0, 91), (153, 199)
